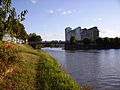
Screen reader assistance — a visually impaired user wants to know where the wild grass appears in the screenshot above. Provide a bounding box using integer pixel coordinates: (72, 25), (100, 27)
(0, 41), (90, 90)
(36, 50), (79, 90)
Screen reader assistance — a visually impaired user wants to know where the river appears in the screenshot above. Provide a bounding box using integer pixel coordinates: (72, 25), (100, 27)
(42, 48), (120, 90)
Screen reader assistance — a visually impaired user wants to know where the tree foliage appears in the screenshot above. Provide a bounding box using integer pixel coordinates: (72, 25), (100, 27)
(28, 33), (42, 42)
(82, 38), (91, 45)
(70, 36), (77, 44)
(103, 37), (110, 46)
(96, 37), (103, 45)
(113, 37), (120, 45)
(0, 0), (28, 40)
(12, 23), (28, 40)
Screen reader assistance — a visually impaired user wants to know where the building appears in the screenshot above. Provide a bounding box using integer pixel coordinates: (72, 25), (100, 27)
(65, 26), (99, 41)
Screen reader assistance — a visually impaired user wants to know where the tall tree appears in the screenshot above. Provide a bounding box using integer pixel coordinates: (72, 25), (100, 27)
(12, 23), (28, 40)
(0, 0), (28, 40)
(28, 33), (42, 42)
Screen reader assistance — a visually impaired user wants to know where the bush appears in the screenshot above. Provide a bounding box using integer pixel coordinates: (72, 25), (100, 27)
(0, 41), (19, 72)
(36, 45), (44, 49)
(96, 37), (103, 45)
(82, 38), (91, 45)
(70, 36), (77, 44)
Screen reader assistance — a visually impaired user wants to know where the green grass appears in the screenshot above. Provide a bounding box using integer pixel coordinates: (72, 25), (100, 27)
(36, 50), (79, 90)
(0, 42), (39, 89)
(0, 41), (90, 90)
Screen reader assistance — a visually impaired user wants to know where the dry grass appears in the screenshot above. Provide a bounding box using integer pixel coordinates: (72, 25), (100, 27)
(0, 42), (90, 90)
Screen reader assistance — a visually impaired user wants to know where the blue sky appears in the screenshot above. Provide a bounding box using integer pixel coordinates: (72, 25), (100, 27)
(13, 0), (120, 41)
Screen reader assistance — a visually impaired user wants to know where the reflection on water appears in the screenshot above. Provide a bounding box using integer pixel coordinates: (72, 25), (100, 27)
(42, 48), (120, 90)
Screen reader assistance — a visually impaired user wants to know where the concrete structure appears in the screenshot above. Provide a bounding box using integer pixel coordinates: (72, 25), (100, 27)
(65, 26), (99, 41)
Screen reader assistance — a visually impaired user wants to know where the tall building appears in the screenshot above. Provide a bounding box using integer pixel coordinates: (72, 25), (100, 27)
(65, 26), (99, 41)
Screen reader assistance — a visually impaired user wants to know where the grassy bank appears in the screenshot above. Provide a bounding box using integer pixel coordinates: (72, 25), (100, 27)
(0, 42), (82, 89)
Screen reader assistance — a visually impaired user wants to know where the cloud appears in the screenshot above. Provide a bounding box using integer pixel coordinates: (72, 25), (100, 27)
(67, 10), (72, 14)
(41, 33), (65, 41)
(57, 8), (73, 15)
(98, 18), (102, 21)
(61, 10), (72, 15)
(100, 30), (108, 34)
(100, 29), (120, 38)
(47, 8), (73, 15)
(61, 11), (67, 15)
(93, 18), (102, 22)
(31, 0), (38, 4)
(48, 10), (54, 14)
(58, 8), (63, 12)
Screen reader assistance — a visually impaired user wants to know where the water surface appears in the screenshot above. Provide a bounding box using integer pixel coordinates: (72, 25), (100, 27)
(42, 48), (120, 90)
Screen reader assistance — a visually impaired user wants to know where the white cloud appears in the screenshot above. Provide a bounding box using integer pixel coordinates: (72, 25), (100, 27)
(67, 10), (72, 14)
(57, 8), (73, 15)
(100, 30), (108, 34)
(100, 29), (120, 38)
(61, 11), (67, 15)
(31, 0), (38, 4)
(48, 10), (54, 14)
(93, 18), (103, 22)
(98, 18), (102, 21)
(47, 8), (73, 15)
(58, 8), (63, 12)
(61, 10), (72, 15)
(41, 33), (65, 41)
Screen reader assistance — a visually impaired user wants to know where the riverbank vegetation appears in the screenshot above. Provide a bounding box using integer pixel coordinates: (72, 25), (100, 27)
(65, 37), (120, 50)
(0, 41), (83, 89)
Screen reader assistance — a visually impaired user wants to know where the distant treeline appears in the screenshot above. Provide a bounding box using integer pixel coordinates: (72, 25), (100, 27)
(65, 36), (120, 50)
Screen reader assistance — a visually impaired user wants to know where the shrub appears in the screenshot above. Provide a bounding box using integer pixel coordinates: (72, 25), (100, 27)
(0, 41), (19, 72)
(82, 38), (91, 45)
(96, 37), (103, 45)
(70, 36), (77, 44)
(36, 45), (44, 49)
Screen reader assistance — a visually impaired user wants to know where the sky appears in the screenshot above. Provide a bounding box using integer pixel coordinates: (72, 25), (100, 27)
(12, 0), (120, 41)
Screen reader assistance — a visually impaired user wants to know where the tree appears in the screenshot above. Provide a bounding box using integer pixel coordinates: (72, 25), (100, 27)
(96, 37), (103, 45)
(113, 37), (120, 44)
(0, 0), (28, 40)
(82, 38), (91, 45)
(103, 37), (110, 46)
(12, 23), (28, 40)
(70, 36), (77, 44)
(28, 33), (42, 42)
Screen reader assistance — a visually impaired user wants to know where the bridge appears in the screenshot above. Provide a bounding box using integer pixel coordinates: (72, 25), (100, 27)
(28, 41), (65, 48)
